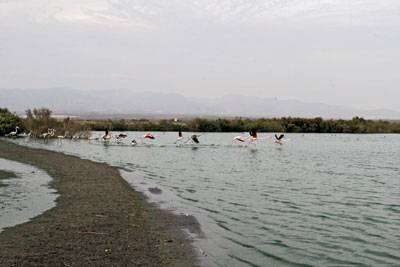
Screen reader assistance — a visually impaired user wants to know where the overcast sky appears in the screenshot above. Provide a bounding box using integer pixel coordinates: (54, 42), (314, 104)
(1, 0), (399, 110)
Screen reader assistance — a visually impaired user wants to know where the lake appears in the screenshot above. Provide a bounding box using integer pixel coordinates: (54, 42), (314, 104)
(12, 133), (400, 267)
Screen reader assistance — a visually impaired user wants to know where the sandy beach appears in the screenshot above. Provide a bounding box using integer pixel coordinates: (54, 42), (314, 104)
(0, 140), (199, 267)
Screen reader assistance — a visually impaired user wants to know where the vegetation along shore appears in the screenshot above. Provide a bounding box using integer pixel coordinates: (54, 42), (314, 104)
(1, 107), (400, 138)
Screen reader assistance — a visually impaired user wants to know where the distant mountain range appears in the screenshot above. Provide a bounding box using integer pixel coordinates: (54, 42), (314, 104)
(1, 88), (400, 120)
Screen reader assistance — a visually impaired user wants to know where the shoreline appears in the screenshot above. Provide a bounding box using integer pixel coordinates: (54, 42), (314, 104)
(0, 140), (200, 266)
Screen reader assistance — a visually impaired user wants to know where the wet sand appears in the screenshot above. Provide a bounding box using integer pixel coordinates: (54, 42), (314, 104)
(0, 140), (199, 267)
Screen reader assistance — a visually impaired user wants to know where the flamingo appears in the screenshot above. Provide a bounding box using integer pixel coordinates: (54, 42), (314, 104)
(174, 130), (186, 146)
(57, 131), (69, 139)
(115, 133), (128, 143)
(49, 129), (55, 138)
(6, 126), (19, 137)
(40, 130), (49, 139)
(18, 131), (31, 138)
(176, 130), (184, 141)
(233, 135), (246, 142)
(72, 133), (80, 139)
(102, 129), (112, 141)
(274, 134), (285, 145)
(40, 128), (55, 139)
(143, 133), (155, 140)
(190, 134), (200, 144)
(117, 133), (128, 138)
(249, 129), (257, 142)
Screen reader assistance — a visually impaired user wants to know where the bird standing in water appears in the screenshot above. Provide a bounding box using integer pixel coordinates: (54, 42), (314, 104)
(102, 128), (112, 141)
(177, 130), (183, 140)
(249, 129), (257, 142)
(6, 126), (20, 137)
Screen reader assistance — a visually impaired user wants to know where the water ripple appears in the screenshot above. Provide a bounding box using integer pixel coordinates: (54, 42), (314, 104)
(11, 133), (400, 267)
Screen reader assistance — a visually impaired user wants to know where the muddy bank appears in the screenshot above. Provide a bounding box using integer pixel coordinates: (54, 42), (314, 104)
(0, 140), (199, 267)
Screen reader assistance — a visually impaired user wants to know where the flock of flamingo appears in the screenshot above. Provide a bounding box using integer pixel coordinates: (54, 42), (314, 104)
(4, 126), (287, 146)
(94, 128), (287, 146)
(4, 127), (88, 140)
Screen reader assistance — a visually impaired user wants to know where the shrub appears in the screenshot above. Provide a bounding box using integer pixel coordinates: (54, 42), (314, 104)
(0, 108), (22, 136)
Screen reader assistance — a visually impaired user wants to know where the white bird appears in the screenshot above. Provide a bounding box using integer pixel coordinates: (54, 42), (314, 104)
(18, 131), (32, 138)
(72, 132), (82, 139)
(49, 128), (55, 137)
(274, 134), (285, 145)
(58, 131), (69, 139)
(6, 126), (20, 137)
(233, 135), (246, 142)
(175, 130), (184, 143)
(40, 128), (56, 139)
(102, 129), (112, 141)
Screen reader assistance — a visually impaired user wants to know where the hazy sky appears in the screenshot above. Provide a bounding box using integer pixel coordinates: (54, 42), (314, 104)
(1, 0), (399, 110)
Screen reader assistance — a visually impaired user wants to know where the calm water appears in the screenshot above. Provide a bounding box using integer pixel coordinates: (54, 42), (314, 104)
(0, 158), (57, 232)
(12, 133), (400, 267)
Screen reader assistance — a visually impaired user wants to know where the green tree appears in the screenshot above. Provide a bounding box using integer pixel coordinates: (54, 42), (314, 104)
(0, 108), (22, 136)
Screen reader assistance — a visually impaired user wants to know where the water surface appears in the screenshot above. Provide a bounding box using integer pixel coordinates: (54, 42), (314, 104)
(12, 133), (400, 266)
(0, 158), (58, 232)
